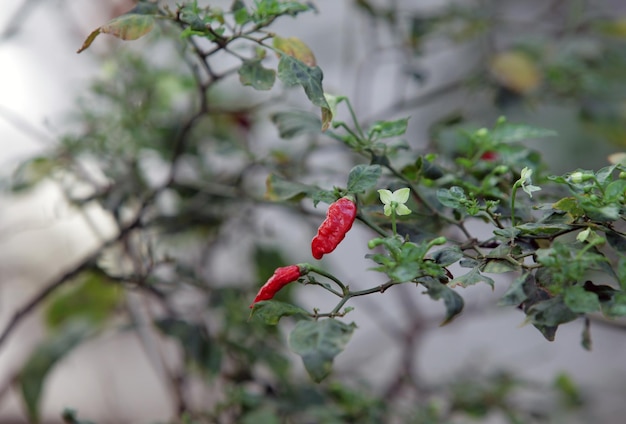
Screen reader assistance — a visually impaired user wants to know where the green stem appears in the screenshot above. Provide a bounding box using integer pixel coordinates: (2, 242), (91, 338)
(309, 266), (348, 295)
(510, 183), (520, 227)
(391, 209), (397, 236)
(334, 122), (362, 145)
(343, 97), (366, 141)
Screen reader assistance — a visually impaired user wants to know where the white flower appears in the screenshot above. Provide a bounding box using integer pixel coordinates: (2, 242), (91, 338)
(518, 167), (541, 198)
(378, 188), (412, 216)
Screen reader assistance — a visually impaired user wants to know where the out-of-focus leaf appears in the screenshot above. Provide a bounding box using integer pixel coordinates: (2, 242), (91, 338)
(436, 186), (466, 208)
(250, 300), (310, 325)
(491, 123), (557, 143)
(490, 51), (541, 94)
(289, 319), (356, 383)
(232, 0), (250, 25)
(273, 35), (316, 66)
(265, 173), (313, 201)
(11, 157), (56, 192)
(564, 285), (601, 313)
(61, 409), (96, 424)
(367, 118), (409, 139)
(525, 296), (578, 327)
(600, 292), (626, 318)
(238, 59), (276, 90)
(44, 270), (122, 331)
(19, 322), (93, 423)
(500, 273), (534, 306)
(77, 10), (157, 53)
(276, 55), (331, 130)
(271, 110), (322, 139)
(155, 318), (221, 374)
(346, 164), (381, 194)
(594, 18), (626, 38)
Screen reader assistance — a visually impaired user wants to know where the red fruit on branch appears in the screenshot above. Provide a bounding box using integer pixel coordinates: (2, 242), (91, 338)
(311, 197), (357, 260)
(480, 151), (498, 161)
(250, 265), (305, 307)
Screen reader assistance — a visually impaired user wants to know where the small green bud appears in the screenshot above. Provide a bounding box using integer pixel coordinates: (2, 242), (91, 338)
(619, 171), (626, 180)
(475, 128), (488, 138)
(431, 236), (447, 246)
(570, 171), (593, 183)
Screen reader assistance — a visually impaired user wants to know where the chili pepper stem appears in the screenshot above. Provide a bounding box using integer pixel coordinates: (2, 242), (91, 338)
(309, 265), (348, 295)
(391, 209), (397, 236)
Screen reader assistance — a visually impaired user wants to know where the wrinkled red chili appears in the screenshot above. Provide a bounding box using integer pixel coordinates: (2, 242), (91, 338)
(250, 265), (305, 307)
(311, 197), (357, 260)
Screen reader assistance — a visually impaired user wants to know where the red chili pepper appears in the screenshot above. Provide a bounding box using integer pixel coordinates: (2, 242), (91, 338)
(311, 197), (357, 260)
(250, 265), (305, 307)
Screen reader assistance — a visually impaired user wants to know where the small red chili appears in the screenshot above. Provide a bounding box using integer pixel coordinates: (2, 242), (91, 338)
(480, 151), (498, 161)
(311, 197), (357, 260)
(250, 265), (306, 307)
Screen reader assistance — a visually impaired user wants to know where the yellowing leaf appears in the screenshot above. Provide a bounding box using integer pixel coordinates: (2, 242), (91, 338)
(595, 18), (626, 38)
(490, 51), (541, 94)
(273, 35), (317, 67)
(77, 14), (155, 53)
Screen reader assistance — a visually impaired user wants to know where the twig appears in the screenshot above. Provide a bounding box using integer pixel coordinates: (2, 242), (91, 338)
(0, 212), (143, 351)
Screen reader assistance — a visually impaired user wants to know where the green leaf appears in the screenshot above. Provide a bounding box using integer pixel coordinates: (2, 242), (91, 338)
(450, 267), (495, 288)
(276, 55), (331, 130)
(238, 59), (276, 91)
(367, 118), (409, 139)
(431, 246), (463, 267)
(271, 110), (322, 139)
(249, 300), (310, 325)
(564, 285), (601, 313)
(481, 259), (519, 274)
(515, 222), (572, 237)
(420, 278), (464, 324)
(232, 0), (250, 25)
(553, 372), (584, 406)
(11, 156), (56, 192)
(436, 186), (466, 208)
(289, 319), (356, 383)
(265, 173), (312, 201)
(346, 164), (382, 194)
(500, 273), (534, 306)
(525, 296), (578, 327)
(600, 292), (626, 318)
(242, 408), (281, 424)
(155, 318), (221, 374)
(61, 409), (96, 424)
(604, 179), (626, 202)
(581, 318), (592, 351)
(552, 197), (584, 217)
(618, 257), (626, 291)
(44, 270), (122, 331)
(19, 322), (93, 423)
(491, 123), (557, 144)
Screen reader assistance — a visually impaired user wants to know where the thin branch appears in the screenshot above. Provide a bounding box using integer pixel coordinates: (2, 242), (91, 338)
(0, 212), (143, 351)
